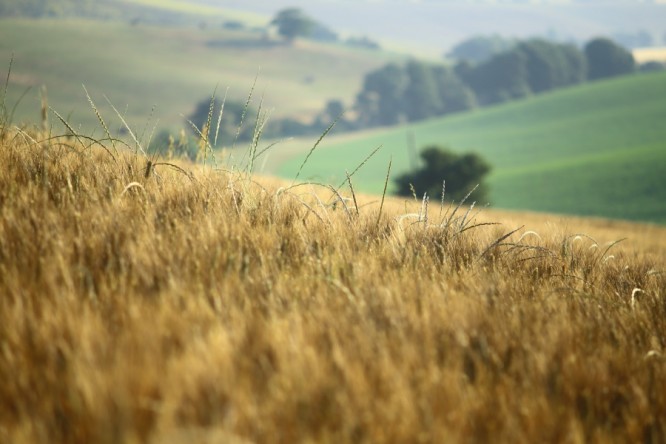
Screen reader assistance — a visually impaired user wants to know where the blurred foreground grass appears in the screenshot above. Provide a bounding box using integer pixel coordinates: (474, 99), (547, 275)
(0, 120), (665, 443)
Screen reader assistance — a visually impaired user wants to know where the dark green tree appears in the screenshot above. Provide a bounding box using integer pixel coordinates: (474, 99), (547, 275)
(516, 39), (569, 93)
(515, 40), (587, 92)
(432, 66), (477, 114)
(453, 60), (474, 83)
(559, 43), (588, 85)
(353, 91), (381, 128)
(584, 37), (635, 80)
(270, 8), (313, 42)
(394, 146), (491, 203)
(402, 61), (443, 122)
(355, 63), (408, 127)
(466, 50), (531, 104)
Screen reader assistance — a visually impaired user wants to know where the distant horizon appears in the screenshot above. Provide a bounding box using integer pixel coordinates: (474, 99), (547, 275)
(215, 0), (666, 56)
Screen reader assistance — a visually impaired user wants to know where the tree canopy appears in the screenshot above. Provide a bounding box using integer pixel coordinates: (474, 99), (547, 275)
(463, 49), (531, 105)
(402, 61), (442, 122)
(516, 39), (586, 93)
(351, 37), (593, 128)
(354, 61), (478, 127)
(355, 63), (409, 127)
(394, 146), (492, 204)
(432, 66), (477, 114)
(459, 39), (588, 105)
(270, 8), (314, 42)
(584, 38), (635, 81)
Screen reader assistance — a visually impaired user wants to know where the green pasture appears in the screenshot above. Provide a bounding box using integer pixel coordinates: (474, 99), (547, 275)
(275, 72), (666, 223)
(0, 17), (402, 135)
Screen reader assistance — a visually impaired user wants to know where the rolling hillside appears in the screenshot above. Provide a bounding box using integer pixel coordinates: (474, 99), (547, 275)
(0, 17), (402, 134)
(274, 71), (666, 224)
(2, 124), (665, 443)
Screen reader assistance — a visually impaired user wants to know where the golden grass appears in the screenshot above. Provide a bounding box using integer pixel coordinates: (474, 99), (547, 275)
(0, 126), (665, 443)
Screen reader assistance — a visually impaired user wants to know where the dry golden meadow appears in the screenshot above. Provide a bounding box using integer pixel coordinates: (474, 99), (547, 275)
(1, 121), (665, 444)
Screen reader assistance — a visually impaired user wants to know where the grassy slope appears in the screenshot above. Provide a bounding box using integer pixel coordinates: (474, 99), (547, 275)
(1, 127), (665, 443)
(275, 71), (666, 223)
(0, 17), (402, 133)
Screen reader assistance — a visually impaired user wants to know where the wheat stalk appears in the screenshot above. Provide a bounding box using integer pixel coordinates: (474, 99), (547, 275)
(376, 156), (392, 229)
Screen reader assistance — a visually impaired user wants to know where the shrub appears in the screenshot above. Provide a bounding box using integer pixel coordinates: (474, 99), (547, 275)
(394, 145), (491, 204)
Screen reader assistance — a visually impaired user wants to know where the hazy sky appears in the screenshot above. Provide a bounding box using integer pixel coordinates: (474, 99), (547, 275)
(218, 0), (666, 54)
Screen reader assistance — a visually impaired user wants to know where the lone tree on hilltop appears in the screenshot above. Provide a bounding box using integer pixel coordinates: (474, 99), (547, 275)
(584, 37), (635, 81)
(394, 146), (491, 204)
(270, 8), (313, 42)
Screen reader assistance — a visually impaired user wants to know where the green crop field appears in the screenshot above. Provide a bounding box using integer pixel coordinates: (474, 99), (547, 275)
(0, 17), (402, 135)
(274, 72), (666, 224)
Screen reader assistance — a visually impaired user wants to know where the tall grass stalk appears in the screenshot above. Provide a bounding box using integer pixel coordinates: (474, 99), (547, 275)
(246, 96), (272, 175)
(232, 72), (258, 150)
(345, 170), (360, 218)
(82, 84), (118, 156)
(104, 95), (145, 156)
(376, 156), (392, 228)
(291, 113), (341, 185)
(0, 54), (12, 125)
(49, 107), (117, 162)
(213, 87), (229, 148)
(335, 144), (383, 191)
(1, 55), (33, 139)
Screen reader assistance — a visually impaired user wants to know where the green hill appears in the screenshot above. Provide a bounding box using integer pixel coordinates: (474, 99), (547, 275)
(0, 17), (402, 134)
(275, 72), (666, 224)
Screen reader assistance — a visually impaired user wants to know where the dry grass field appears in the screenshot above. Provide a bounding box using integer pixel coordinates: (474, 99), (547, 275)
(1, 121), (665, 443)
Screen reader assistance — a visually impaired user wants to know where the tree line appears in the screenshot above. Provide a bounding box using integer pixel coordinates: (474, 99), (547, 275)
(347, 36), (638, 129)
(177, 35), (643, 159)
